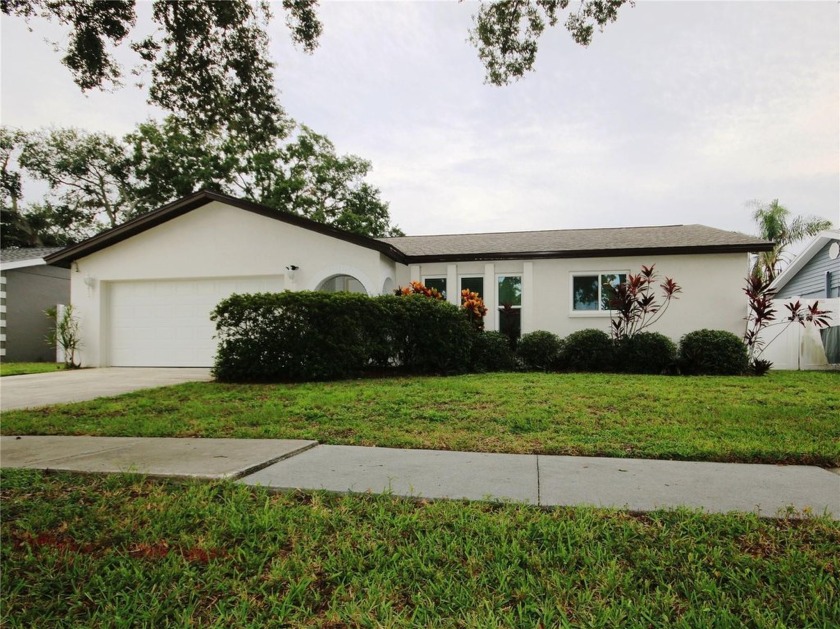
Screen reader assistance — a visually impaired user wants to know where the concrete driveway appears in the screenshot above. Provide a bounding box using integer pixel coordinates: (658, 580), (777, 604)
(0, 368), (212, 411)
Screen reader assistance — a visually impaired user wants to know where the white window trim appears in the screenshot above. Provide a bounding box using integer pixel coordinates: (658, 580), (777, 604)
(569, 271), (629, 317)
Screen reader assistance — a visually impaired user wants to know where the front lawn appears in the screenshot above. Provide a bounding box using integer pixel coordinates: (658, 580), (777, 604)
(2, 469), (838, 627)
(2, 371), (838, 466)
(0, 362), (63, 377)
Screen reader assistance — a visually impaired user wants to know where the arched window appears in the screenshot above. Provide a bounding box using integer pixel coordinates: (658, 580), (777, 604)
(317, 274), (367, 295)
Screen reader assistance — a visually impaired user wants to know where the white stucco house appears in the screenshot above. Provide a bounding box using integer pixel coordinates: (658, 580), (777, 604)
(44, 190), (773, 367)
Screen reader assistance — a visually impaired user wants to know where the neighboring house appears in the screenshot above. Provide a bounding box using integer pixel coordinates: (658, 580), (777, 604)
(45, 190), (773, 368)
(765, 229), (840, 369)
(0, 247), (70, 362)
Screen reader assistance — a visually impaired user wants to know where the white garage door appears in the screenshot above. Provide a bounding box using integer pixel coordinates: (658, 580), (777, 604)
(108, 276), (284, 367)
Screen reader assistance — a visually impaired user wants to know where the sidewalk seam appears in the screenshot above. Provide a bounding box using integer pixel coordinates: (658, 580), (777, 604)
(536, 454), (541, 506)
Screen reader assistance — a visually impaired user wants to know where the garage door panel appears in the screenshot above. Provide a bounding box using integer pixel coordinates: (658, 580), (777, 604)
(108, 276), (283, 367)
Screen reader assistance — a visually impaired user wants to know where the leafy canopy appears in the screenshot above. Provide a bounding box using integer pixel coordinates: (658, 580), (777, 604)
(750, 199), (833, 281)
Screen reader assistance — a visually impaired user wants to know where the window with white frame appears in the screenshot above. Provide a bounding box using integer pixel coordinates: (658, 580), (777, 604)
(572, 272), (627, 311)
(422, 277), (447, 298)
(497, 275), (522, 340)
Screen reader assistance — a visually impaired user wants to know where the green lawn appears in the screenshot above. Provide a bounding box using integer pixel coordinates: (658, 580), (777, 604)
(0, 362), (63, 377)
(2, 371), (838, 466)
(2, 469), (837, 627)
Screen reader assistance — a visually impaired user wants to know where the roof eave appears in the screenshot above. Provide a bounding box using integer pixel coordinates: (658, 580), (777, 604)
(44, 190), (409, 267)
(403, 242), (773, 264)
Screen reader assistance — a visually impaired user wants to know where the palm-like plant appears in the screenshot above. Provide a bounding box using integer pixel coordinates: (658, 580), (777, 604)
(751, 199), (833, 280)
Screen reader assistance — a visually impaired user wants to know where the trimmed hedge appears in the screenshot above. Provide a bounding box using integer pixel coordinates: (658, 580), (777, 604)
(679, 329), (749, 376)
(617, 332), (677, 374)
(471, 331), (517, 372)
(563, 329), (615, 373)
(212, 292), (473, 382)
(517, 330), (563, 372)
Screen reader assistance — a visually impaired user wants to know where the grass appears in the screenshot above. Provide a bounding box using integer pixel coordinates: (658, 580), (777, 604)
(2, 469), (838, 627)
(0, 362), (63, 377)
(2, 371), (838, 466)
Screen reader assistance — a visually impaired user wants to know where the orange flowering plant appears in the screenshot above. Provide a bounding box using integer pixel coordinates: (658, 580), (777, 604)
(395, 281), (443, 300)
(461, 289), (487, 331)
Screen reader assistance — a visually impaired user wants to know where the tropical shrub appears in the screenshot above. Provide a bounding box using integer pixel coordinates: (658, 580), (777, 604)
(45, 304), (82, 368)
(679, 329), (749, 376)
(461, 289), (488, 331)
(742, 274), (831, 374)
(605, 264), (681, 341)
(517, 330), (563, 371)
(395, 281), (443, 300)
(616, 331), (677, 374)
(470, 331), (517, 372)
(562, 328), (615, 372)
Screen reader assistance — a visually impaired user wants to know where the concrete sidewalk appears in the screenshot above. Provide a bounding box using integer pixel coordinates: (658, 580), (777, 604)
(242, 445), (840, 518)
(2, 436), (837, 518)
(0, 436), (316, 479)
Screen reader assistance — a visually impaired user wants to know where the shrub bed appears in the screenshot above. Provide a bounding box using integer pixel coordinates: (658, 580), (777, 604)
(679, 329), (749, 375)
(616, 332), (677, 374)
(471, 331), (517, 372)
(563, 329), (615, 372)
(517, 331), (563, 371)
(213, 292), (473, 382)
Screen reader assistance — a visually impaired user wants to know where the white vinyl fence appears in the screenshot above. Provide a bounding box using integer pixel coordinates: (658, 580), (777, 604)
(758, 298), (840, 370)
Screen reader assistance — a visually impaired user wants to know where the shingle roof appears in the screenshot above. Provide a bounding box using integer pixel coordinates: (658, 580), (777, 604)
(380, 224), (772, 261)
(1, 247), (65, 263)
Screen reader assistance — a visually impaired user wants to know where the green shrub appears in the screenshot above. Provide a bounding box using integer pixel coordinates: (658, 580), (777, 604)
(381, 294), (473, 375)
(616, 332), (677, 374)
(517, 330), (563, 371)
(471, 331), (517, 372)
(679, 329), (749, 375)
(212, 291), (474, 382)
(562, 329), (615, 372)
(212, 291), (377, 382)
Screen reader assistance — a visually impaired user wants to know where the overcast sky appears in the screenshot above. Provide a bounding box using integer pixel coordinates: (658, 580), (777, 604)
(2, 1), (838, 239)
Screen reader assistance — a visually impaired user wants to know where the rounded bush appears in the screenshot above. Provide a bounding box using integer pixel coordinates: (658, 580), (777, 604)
(517, 330), (563, 371)
(616, 332), (677, 374)
(471, 331), (517, 372)
(562, 328), (615, 372)
(679, 329), (748, 375)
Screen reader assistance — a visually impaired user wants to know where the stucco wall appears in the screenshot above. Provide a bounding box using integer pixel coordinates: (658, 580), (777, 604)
(410, 253), (751, 340)
(2, 265), (70, 362)
(72, 202), (400, 366)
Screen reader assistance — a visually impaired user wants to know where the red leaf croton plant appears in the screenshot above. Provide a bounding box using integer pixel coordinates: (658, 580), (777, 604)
(395, 282), (488, 331)
(605, 265), (682, 341)
(743, 274), (831, 371)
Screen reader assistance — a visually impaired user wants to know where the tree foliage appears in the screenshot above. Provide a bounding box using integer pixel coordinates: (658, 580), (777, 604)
(3, 120), (402, 244)
(0, 0), (322, 143)
(750, 199), (833, 281)
(470, 0), (633, 85)
(3, 0), (632, 108)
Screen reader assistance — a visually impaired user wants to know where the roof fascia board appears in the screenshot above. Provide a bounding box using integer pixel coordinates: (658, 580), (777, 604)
(0, 258), (48, 271)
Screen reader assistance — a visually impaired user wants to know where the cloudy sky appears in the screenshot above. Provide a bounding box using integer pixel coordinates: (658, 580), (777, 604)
(2, 1), (838, 239)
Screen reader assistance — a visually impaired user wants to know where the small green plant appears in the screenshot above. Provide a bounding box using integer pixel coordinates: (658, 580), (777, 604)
(517, 331), (563, 371)
(679, 329), (748, 375)
(45, 305), (81, 369)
